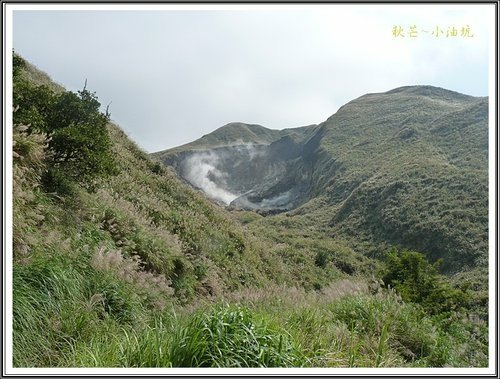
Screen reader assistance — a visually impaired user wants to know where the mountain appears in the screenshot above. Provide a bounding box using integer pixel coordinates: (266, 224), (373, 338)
(152, 122), (320, 210)
(12, 56), (380, 366)
(163, 122), (319, 153)
(153, 85), (488, 272)
(12, 55), (488, 368)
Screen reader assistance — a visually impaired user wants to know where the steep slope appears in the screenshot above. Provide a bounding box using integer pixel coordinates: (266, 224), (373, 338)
(153, 122), (321, 210)
(307, 86), (488, 271)
(13, 59), (361, 304)
(155, 86), (488, 272)
(11, 57), (357, 365)
(11, 57), (489, 368)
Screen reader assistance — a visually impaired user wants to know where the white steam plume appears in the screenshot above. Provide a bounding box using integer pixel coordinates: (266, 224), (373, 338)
(183, 152), (238, 205)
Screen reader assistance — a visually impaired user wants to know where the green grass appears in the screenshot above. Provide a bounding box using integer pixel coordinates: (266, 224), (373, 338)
(15, 262), (488, 368)
(12, 232), (488, 368)
(11, 58), (489, 368)
(168, 303), (308, 367)
(157, 85), (488, 274)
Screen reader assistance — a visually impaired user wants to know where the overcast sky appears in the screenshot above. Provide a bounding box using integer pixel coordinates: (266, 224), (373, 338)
(11, 4), (494, 152)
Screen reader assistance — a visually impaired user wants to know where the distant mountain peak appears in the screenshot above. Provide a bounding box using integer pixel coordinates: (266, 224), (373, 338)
(384, 85), (475, 100)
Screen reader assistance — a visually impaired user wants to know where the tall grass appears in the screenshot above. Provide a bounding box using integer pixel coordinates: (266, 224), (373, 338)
(13, 247), (489, 368)
(12, 60), (489, 369)
(169, 303), (308, 367)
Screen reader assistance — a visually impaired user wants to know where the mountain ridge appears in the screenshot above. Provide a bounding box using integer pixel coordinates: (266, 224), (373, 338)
(12, 55), (489, 368)
(156, 122), (320, 155)
(154, 85), (488, 272)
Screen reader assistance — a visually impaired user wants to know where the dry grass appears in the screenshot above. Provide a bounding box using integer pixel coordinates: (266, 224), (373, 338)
(91, 245), (174, 310)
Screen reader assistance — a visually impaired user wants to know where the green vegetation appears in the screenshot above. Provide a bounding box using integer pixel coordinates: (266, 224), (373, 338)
(313, 88), (487, 272)
(157, 85), (488, 273)
(11, 55), (489, 368)
(168, 304), (308, 367)
(14, 55), (116, 192)
(381, 250), (471, 315)
(153, 122), (318, 155)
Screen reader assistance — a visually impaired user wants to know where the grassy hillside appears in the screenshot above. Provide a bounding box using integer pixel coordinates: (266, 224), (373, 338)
(11, 56), (488, 368)
(306, 86), (488, 271)
(156, 86), (488, 274)
(153, 122), (319, 155)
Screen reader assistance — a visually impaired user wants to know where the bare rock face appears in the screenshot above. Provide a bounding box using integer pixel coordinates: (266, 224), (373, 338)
(160, 131), (323, 212)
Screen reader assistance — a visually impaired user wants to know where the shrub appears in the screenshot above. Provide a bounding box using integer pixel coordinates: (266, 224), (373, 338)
(381, 249), (470, 314)
(13, 52), (26, 78)
(13, 54), (117, 192)
(48, 120), (116, 189)
(314, 250), (328, 268)
(13, 80), (54, 132)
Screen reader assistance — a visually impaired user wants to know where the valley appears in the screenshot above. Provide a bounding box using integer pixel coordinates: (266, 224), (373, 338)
(11, 55), (490, 369)
(154, 85), (489, 272)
